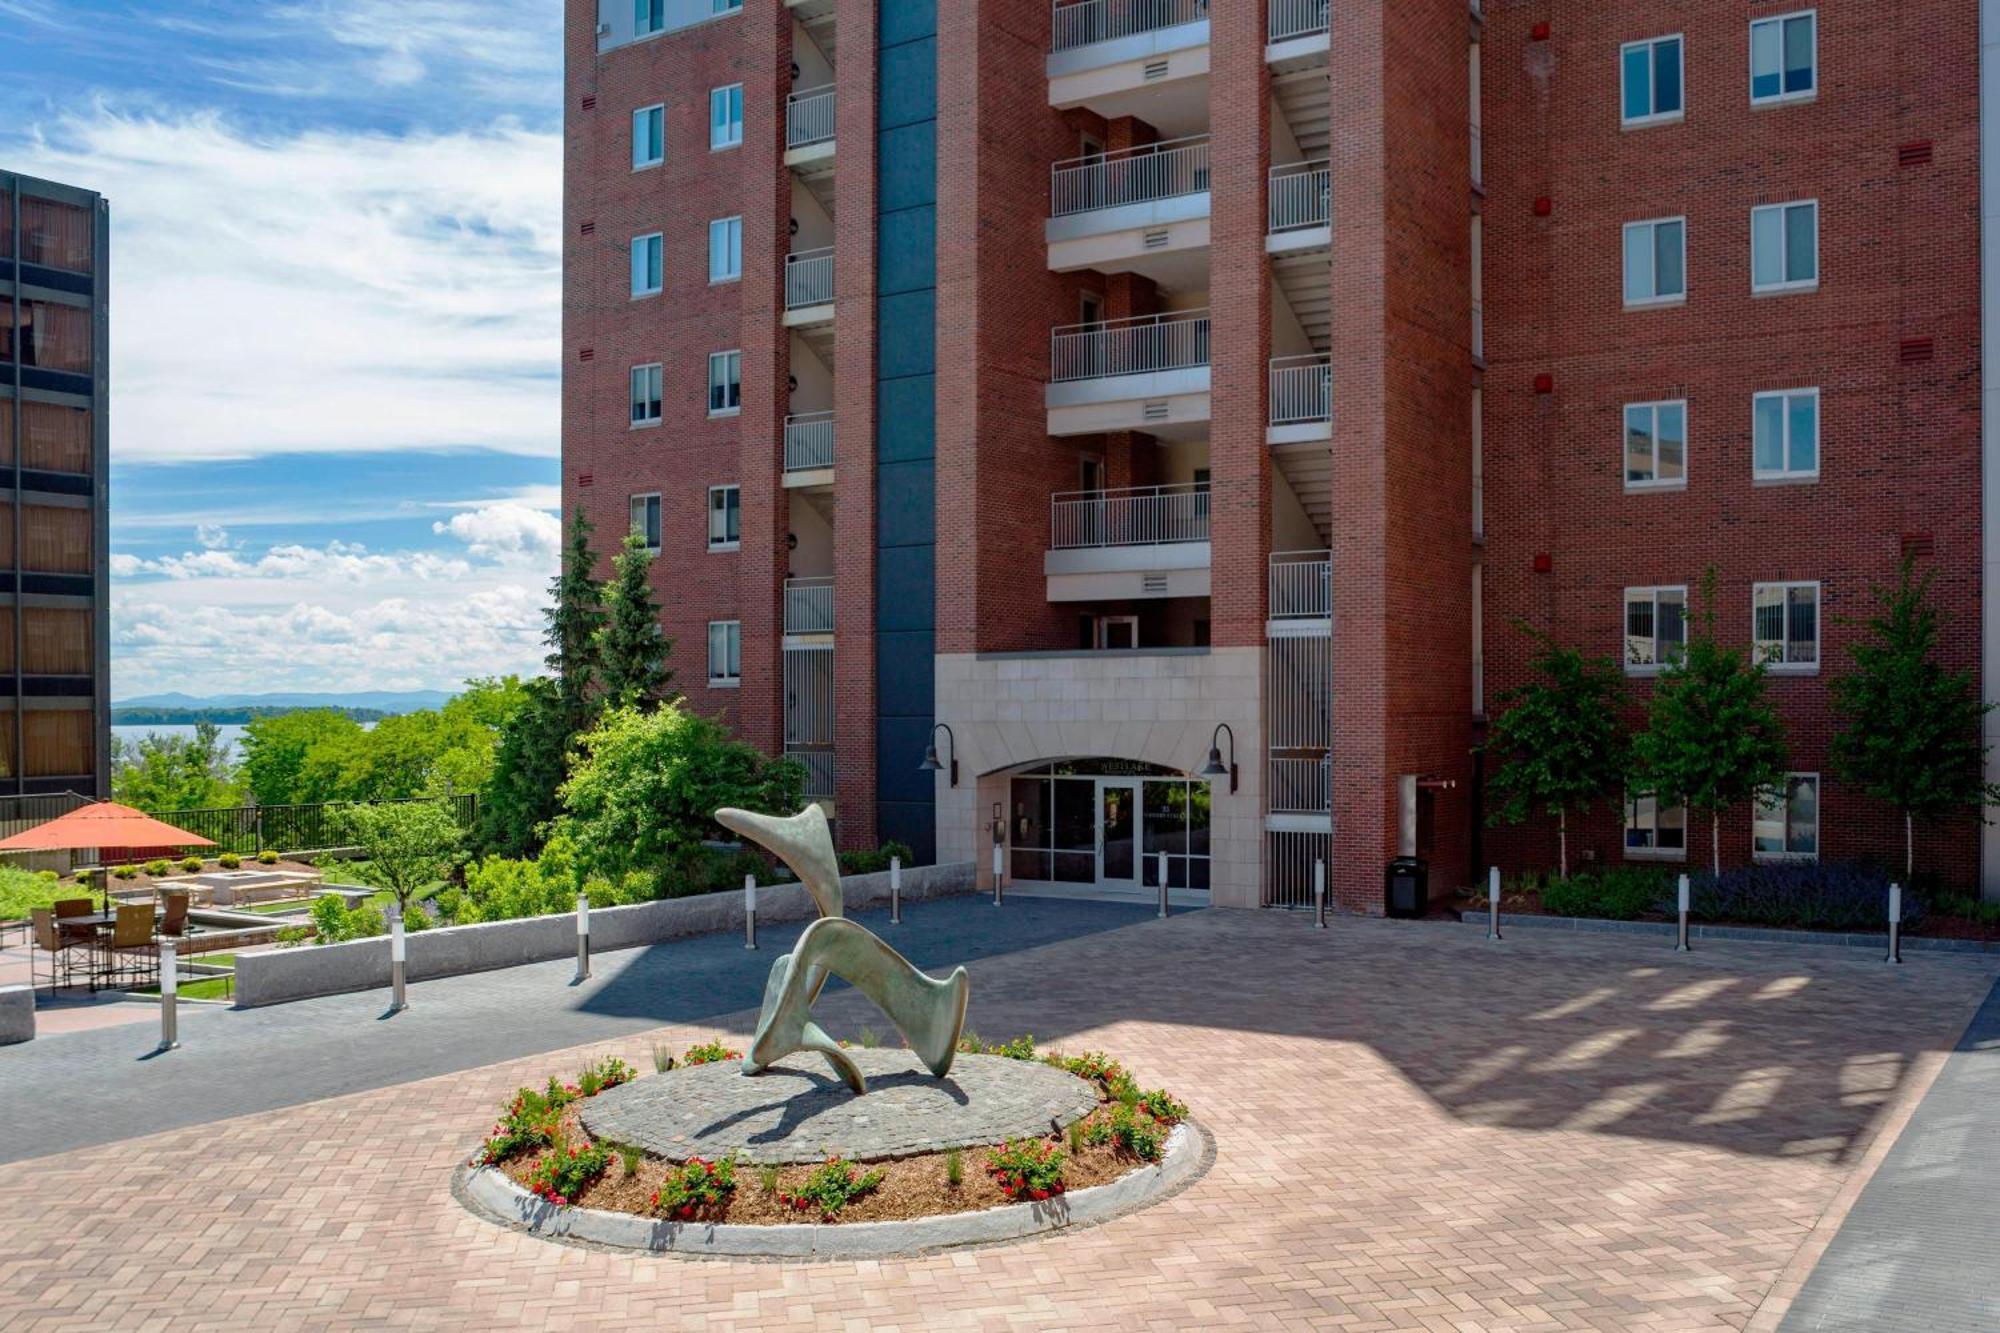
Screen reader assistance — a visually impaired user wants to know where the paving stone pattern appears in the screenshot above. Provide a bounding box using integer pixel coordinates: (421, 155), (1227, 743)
(581, 1050), (1098, 1164)
(0, 910), (1994, 1330)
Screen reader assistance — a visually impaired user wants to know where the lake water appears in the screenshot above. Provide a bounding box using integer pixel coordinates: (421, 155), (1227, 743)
(113, 723), (251, 757)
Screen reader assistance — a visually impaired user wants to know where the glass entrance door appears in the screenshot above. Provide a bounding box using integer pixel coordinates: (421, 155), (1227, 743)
(1097, 780), (1140, 890)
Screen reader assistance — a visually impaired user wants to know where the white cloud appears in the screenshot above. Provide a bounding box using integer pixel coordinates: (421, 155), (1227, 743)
(10, 107), (560, 464)
(195, 523), (231, 549)
(430, 501), (560, 560)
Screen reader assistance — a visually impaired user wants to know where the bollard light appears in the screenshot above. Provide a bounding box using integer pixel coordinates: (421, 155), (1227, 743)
(389, 905), (408, 1013)
(1313, 857), (1327, 930)
(1887, 882), (1903, 965)
(1156, 851), (1170, 920)
(992, 841), (1004, 907)
(157, 938), (180, 1052)
(889, 855), (902, 925)
(574, 890), (592, 982)
(1486, 866), (1502, 941)
(745, 874), (758, 951)
(1676, 874), (1692, 953)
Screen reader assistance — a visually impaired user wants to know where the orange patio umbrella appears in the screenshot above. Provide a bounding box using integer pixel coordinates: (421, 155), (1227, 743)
(0, 801), (216, 911)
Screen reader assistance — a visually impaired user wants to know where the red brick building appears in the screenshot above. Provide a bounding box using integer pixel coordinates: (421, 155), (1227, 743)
(562, 1), (1997, 909)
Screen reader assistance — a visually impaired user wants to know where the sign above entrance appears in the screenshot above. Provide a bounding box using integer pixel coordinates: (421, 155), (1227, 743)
(1021, 759), (1188, 779)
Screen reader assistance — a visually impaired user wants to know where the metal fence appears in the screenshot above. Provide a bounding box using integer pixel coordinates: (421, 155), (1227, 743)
(1051, 0), (1206, 52)
(1268, 757), (1331, 815)
(786, 247), (835, 310)
(1050, 135), (1210, 217)
(1264, 828), (1331, 908)
(1050, 309), (1210, 383)
(141, 794), (480, 858)
(1270, 355), (1331, 426)
(783, 411), (835, 472)
(1269, 550), (1332, 619)
(786, 86), (836, 149)
(1269, 159), (1331, 233)
(784, 577), (836, 635)
(788, 748), (836, 800)
(1268, 0), (1330, 42)
(1051, 483), (1210, 549)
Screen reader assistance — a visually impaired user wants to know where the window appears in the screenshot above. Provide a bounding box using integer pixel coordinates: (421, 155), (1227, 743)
(1753, 388), (1819, 480)
(1753, 582), (1819, 671)
(632, 105), (664, 169)
(1621, 35), (1684, 126)
(1622, 217), (1686, 306)
(1751, 201), (1818, 292)
(707, 350), (741, 415)
(629, 493), (662, 552)
(630, 232), (662, 298)
(1625, 792), (1687, 859)
(711, 0), (742, 11)
(1624, 586), (1688, 672)
(708, 620), (742, 686)
(1754, 774), (1819, 860)
(1624, 399), (1686, 488)
(629, 363), (662, 427)
(708, 216), (742, 283)
(707, 485), (740, 550)
(635, 0), (664, 37)
(710, 84), (744, 149)
(1750, 11), (1816, 105)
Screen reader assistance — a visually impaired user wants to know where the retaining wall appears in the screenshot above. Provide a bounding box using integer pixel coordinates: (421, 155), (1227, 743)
(0, 984), (32, 1044)
(234, 861), (975, 1008)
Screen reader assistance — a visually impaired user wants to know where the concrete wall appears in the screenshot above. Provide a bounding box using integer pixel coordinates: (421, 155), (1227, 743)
(0, 984), (33, 1044)
(233, 861), (974, 1008)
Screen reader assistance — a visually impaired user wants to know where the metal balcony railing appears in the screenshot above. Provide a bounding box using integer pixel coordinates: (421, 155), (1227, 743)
(1268, 756), (1332, 814)
(1270, 355), (1331, 426)
(786, 86), (836, 149)
(785, 247), (834, 309)
(1268, 0), (1329, 41)
(1269, 159), (1331, 232)
(1470, 121), (1482, 190)
(1050, 309), (1210, 383)
(789, 748), (836, 799)
(1051, 0), (1207, 53)
(1050, 135), (1210, 217)
(783, 411), (835, 472)
(1270, 550), (1332, 618)
(784, 576), (835, 635)
(1051, 483), (1210, 549)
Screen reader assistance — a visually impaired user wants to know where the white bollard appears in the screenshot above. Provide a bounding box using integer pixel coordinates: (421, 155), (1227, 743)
(889, 855), (903, 925)
(157, 938), (179, 1052)
(388, 905), (408, 1012)
(1887, 882), (1903, 965)
(1487, 866), (1502, 941)
(1676, 874), (1692, 953)
(1157, 851), (1170, 919)
(574, 890), (591, 982)
(1313, 857), (1327, 930)
(744, 875), (758, 951)
(992, 842), (1004, 907)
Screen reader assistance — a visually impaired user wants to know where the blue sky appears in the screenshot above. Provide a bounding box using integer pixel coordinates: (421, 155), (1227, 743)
(1, 0), (566, 700)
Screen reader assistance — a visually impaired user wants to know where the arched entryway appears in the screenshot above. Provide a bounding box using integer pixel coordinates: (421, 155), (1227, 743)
(1001, 759), (1212, 899)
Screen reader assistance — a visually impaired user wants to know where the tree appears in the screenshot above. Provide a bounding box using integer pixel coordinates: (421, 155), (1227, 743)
(547, 506), (607, 732)
(112, 722), (243, 812)
(333, 799), (463, 915)
(597, 532), (675, 710)
(1484, 626), (1629, 878)
(1630, 572), (1789, 876)
(239, 709), (364, 805)
(556, 703), (805, 892)
(1830, 555), (2000, 881)
(474, 677), (572, 858)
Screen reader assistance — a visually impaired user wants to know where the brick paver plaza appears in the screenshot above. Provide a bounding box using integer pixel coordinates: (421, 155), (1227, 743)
(1, 905), (1994, 1330)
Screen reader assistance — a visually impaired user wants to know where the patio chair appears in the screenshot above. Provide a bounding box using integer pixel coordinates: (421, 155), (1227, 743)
(52, 897), (92, 921)
(99, 903), (158, 991)
(30, 908), (87, 990)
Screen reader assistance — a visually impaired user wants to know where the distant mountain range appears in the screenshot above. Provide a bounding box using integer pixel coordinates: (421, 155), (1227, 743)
(112, 690), (455, 714)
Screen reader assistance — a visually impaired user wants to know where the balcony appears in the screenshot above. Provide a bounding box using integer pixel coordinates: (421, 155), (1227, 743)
(1268, 756), (1331, 815)
(1048, 0), (1210, 124)
(1046, 136), (1211, 280)
(784, 576), (835, 636)
(788, 748), (836, 801)
(783, 247), (834, 325)
(1045, 483), (1211, 602)
(785, 86), (836, 170)
(1267, 0), (1330, 62)
(783, 411), (835, 485)
(1046, 309), (1211, 436)
(1269, 549), (1331, 619)
(1268, 354), (1331, 447)
(1267, 159), (1330, 253)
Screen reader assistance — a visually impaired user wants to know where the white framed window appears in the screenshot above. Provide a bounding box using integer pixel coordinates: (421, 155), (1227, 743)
(632, 105), (664, 170)
(707, 350), (741, 416)
(1751, 200), (1818, 293)
(1625, 792), (1688, 860)
(1753, 581), (1820, 672)
(1624, 585), (1688, 673)
(710, 84), (744, 150)
(630, 232), (663, 298)
(1621, 35), (1684, 127)
(635, 0), (664, 37)
(1754, 773), (1820, 860)
(1623, 217), (1686, 306)
(708, 216), (742, 283)
(707, 485), (740, 551)
(1750, 11), (1817, 106)
(1624, 399), (1687, 489)
(629, 363), (662, 427)
(711, 0), (742, 12)
(1752, 388), (1819, 480)
(707, 620), (742, 686)
(629, 493), (662, 552)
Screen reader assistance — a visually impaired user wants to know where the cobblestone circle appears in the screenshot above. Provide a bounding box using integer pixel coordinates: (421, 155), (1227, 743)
(579, 1051), (1099, 1165)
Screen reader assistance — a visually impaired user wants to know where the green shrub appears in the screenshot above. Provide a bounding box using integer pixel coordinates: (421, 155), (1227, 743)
(275, 925), (311, 947)
(219, 852), (241, 870)
(1137, 1088), (1187, 1126)
(33, 869), (58, 884)
(986, 1033), (1036, 1061)
(257, 849), (281, 866)
(836, 840), (918, 876)
(111, 865), (139, 881)
(777, 1157), (883, 1219)
(1539, 866), (1670, 921)
(681, 1041), (741, 1066)
(985, 1139), (1066, 1202)
(523, 1131), (609, 1207)
(179, 856), (204, 874)
(0, 865), (70, 917)
(1107, 1105), (1163, 1162)
(650, 1156), (736, 1221)
(143, 859), (172, 877)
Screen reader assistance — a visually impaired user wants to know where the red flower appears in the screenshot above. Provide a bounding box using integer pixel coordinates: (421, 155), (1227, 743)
(1031, 1189), (1048, 1201)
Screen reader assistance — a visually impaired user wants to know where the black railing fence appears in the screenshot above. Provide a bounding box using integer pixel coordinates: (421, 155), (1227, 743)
(139, 794), (481, 858)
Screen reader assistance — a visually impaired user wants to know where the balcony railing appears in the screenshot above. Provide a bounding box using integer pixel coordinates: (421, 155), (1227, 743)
(789, 748), (836, 799)
(1050, 135), (1210, 217)
(1269, 159), (1330, 232)
(785, 247), (834, 309)
(1270, 355), (1331, 426)
(1268, 756), (1331, 814)
(1050, 309), (1210, 383)
(784, 576), (835, 635)
(1051, 0), (1207, 53)
(1268, 0), (1330, 42)
(1270, 549), (1331, 618)
(1051, 483), (1210, 549)
(783, 411), (835, 472)
(786, 86), (836, 149)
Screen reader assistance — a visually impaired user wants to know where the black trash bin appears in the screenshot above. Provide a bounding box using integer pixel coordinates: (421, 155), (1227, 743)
(1384, 856), (1428, 918)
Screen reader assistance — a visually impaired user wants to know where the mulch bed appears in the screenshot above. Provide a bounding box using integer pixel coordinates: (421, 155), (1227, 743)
(1451, 886), (2000, 943)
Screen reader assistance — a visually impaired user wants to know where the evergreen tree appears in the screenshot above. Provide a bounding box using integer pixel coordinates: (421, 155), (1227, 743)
(1830, 554), (2000, 881)
(546, 507), (607, 731)
(1484, 625), (1629, 878)
(597, 532), (675, 710)
(1630, 571), (1790, 876)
